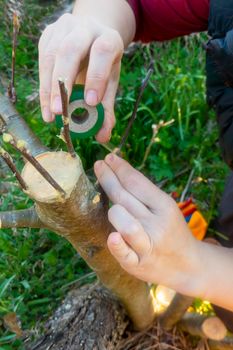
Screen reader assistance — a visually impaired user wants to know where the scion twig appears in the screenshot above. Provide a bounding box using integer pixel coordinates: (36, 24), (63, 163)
(3, 133), (66, 197)
(0, 147), (27, 190)
(118, 62), (154, 153)
(58, 78), (76, 158)
(8, 12), (20, 104)
(138, 119), (174, 170)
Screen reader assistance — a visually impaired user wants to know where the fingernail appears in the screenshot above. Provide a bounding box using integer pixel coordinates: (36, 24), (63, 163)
(52, 96), (62, 114)
(106, 153), (115, 163)
(42, 107), (52, 122)
(85, 90), (98, 106)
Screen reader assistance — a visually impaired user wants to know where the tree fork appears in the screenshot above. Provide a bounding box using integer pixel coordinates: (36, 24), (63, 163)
(20, 150), (155, 330)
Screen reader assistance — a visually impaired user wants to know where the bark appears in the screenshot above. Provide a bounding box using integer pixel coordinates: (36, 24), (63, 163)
(209, 337), (233, 350)
(159, 293), (194, 330)
(0, 207), (43, 229)
(27, 284), (128, 350)
(178, 313), (227, 340)
(20, 151), (155, 330)
(0, 92), (47, 156)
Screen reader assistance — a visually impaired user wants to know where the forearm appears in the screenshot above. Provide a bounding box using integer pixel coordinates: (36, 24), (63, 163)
(73, 0), (136, 47)
(197, 242), (233, 311)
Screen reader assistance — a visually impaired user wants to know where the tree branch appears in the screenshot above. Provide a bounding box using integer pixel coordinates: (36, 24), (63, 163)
(0, 146), (27, 190)
(0, 93), (48, 157)
(209, 337), (233, 350)
(0, 207), (43, 229)
(118, 62), (154, 152)
(178, 313), (227, 341)
(58, 79), (76, 158)
(159, 293), (194, 330)
(8, 12), (20, 104)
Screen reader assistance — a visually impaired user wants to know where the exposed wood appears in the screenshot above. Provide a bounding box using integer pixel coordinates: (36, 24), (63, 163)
(0, 207), (43, 229)
(0, 92), (48, 156)
(178, 313), (227, 340)
(159, 293), (194, 330)
(209, 337), (233, 350)
(21, 151), (155, 330)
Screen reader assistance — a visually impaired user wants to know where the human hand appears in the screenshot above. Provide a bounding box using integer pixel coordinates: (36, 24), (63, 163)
(38, 14), (124, 143)
(94, 154), (203, 297)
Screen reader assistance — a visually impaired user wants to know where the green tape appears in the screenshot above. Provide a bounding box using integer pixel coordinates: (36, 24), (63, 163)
(56, 85), (104, 139)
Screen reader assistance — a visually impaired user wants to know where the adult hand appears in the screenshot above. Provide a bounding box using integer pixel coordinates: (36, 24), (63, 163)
(38, 14), (124, 143)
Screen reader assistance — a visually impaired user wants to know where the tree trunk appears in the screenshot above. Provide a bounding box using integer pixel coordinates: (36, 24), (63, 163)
(27, 284), (128, 350)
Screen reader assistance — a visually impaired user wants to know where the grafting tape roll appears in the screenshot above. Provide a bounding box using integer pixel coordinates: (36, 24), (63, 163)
(56, 85), (104, 139)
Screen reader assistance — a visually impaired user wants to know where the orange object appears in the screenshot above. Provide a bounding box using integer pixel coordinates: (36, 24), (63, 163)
(178, 198), (208, 241)
(187, 210), (208, 241)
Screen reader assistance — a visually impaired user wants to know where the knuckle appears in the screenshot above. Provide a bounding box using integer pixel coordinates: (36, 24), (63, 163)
(38, 24), (53, 49)
(88, 72), (107, 83)
(128, 220), (141, 235)
(122, 253), (136, 268)
(39, 89), (50, 100)
(123, 173), (138, 192)
(58, 39), (82, 56)
(40, 52), (56, 65)
(58, 13), (73, 23)
(93, 37), (116, 55)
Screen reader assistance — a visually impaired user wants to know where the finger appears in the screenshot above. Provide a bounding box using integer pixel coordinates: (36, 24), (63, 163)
(84, 30), (123, 106)
(50, 28), (94, 114)
(107, 232), (139, 268)
(105, 153), (170, 211)
(108, 204), (152, 256)
(95, 63), (120, 143)
(39, 15), (76, 121)
(94, 160), (150, 220)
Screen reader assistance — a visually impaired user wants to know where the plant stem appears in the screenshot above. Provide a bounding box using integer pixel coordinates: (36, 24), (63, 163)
(0, 147), (27, 190)
(8, 12), (20, 104)
(118, 62), (154, 152)
(58, 79), (76, 158)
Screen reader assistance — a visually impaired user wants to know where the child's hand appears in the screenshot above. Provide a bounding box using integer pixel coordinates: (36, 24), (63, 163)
(38, 14), (124, 143)
(94, 154), (203, 297)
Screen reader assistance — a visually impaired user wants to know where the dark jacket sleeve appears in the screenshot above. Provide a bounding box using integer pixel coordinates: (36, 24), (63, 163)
(207, 1), (233, 169)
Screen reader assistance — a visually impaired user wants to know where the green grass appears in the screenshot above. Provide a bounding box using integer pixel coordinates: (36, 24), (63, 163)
(0, 1), (229, 349)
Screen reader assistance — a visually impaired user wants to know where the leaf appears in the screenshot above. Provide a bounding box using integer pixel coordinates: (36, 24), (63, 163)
(0, 276), (16, 298)
(3, 313), (23, 337)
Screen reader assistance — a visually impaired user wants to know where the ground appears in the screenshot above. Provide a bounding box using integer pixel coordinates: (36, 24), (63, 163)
(0, 0), (229, 349)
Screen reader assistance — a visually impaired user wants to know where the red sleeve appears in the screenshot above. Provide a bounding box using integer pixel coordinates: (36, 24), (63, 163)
(128, 0), (209, 42)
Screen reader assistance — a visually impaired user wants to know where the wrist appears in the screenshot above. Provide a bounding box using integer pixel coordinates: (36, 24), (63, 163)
(171, 237), (206, 298)
(73, 0), (136, 47)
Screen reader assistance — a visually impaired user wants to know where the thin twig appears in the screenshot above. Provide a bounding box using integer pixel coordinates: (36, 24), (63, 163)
(138, 119), (174, 170)
(0, 147), (27, 190)
(118, 62), (154, 152)
(8, 12), (20, 103)
(58, 78), (76, 158)
(3, 134), (66, 197)
(180, 168), (195, 202)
